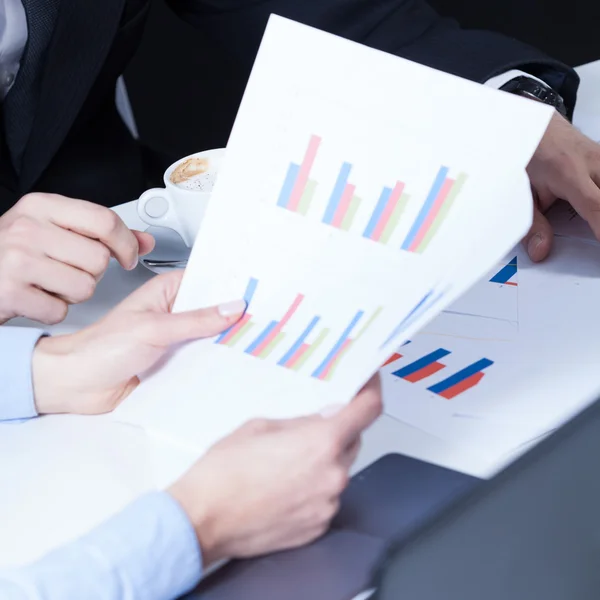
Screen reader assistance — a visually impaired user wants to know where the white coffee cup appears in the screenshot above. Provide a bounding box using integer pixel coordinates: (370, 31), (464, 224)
(137, 148), (225, 247)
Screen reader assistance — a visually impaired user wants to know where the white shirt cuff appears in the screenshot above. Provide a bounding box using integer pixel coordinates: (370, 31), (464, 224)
(0, 327), (46, 421)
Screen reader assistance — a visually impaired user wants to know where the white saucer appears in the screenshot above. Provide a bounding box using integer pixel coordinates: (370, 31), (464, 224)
(139, 226), (191, 274)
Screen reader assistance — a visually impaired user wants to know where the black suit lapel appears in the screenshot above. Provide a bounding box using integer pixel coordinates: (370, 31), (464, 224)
(19, 0), (126, 193)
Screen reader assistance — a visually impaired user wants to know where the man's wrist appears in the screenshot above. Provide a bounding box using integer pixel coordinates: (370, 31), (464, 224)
(485, 69), (573, 120)
(168, 479), (224, 568)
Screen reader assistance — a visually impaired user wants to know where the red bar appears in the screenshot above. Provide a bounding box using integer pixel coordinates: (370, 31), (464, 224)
(251, 294), (304, 356)
(382, 352), (403, 367)
(372, 181), (405, 242)
(331, 183), (356, 228)
(285, 343), (310, 368)
(288, 135), (322, 212)
(437, 371), (485, 399)
(217, 313), (252, 345)
(318, 339), (353, 381)
(408, 178), (454, 252)
(402, 361), (445, 383)
(504, 281), (518, 287)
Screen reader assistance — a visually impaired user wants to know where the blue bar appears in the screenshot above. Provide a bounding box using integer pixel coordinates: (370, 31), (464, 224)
(322, 162), (352, 224)
(362, 187), (392, 238)
(216, 277), (259, 343)
(428, 358), (494, 394)
(312, 310), (364, 378)
(245, 321), (278, 354)
(278, 316), (321, 366)
(392, 348), (451, 379)
(277, 164), (301, 209)
(489, 256), (517, 284)
(401, 166), (449, 250)
(243, 277), (259, 304)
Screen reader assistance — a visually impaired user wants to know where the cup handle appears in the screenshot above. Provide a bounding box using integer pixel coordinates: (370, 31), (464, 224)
(137, 188), (193, 247)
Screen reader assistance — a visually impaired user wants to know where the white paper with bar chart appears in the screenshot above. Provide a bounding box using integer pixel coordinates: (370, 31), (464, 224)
(113, 16), (552, 478)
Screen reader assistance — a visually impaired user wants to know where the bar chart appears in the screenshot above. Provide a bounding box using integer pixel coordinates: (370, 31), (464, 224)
(393, 349), (450, 383)
(215, 277), (382, 382)
(427, 358), (494, 399)
(276, 134), (467, 253)
(385, 348), (493, 399)
(489, 256), (518, 286)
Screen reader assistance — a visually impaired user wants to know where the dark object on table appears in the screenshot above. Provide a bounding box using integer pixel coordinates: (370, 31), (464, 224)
(374, 396), (600, 600)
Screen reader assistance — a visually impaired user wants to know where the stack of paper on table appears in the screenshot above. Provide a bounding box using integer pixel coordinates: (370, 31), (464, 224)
(113, 16), (553, 485)
(380, 59), (600, 471)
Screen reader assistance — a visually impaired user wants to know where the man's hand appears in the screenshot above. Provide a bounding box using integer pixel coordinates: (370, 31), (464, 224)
(31, 270), (246, 415)
(525, 113), (600, 261)
(168, 375), (383, 566)
(0, 193), (155, 324)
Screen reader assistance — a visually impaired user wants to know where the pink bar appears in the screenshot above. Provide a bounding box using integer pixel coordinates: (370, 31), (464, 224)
(287, 136), (322, 212)
(285, 343), (310, 368)
(408, 178), (455, 252)
(331, 184), (356, 228)
(371, 181), (405, 241)
(318, 339), (353, 381)
(251, 294), (305, 356)
(218, 313), (252, 345)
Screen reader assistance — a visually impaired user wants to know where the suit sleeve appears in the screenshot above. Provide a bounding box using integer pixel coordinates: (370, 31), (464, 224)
(166, 0), (579, 117)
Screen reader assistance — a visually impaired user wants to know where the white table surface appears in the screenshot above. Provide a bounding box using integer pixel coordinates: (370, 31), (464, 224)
(0, 201), (497, 577)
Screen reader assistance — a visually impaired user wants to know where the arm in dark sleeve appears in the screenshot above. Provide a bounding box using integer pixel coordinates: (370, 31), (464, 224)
(166, 0), (579, 116)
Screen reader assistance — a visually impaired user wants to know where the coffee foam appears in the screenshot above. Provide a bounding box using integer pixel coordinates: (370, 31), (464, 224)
(175, 171), (217, 192)
(170, 156), (218, 191)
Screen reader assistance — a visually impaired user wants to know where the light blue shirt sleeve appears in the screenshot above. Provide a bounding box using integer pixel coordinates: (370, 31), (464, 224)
(0, 327), (46, 421)
(0, 491), (203, 600)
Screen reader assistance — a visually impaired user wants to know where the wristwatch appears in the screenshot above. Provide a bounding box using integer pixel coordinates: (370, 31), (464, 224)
(500, 75), (568, 119)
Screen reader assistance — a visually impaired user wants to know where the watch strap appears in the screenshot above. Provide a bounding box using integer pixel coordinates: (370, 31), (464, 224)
(500, 75), (568, 119)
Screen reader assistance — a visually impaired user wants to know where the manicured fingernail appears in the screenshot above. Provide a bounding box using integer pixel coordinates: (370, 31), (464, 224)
(218, 299), (247, 317)
(527, 233), (543, 257)
(320, 404), (344, 418)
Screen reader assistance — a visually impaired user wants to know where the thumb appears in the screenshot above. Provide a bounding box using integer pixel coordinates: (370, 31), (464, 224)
(132, 230), (156, 257)
(329, 374), (382, 446)
(522, 206), (553, 262)
(143, 299), (247, 347)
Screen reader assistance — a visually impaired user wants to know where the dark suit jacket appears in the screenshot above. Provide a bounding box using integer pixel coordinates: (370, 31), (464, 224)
(0, 0), (579, 213)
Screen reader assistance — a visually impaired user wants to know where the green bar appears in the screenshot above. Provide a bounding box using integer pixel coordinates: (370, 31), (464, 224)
(341, 196), (361, 231)
(225, 322), (255, 347)
(354, 306), (383, 341)
(380, 194), (410, 244)
(325, 342), (353, 382)
(417, 174), (468, 253)
(292, 328), (330, 372)
(260, 333), (287, 359)
(297, 180), (317, 216)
